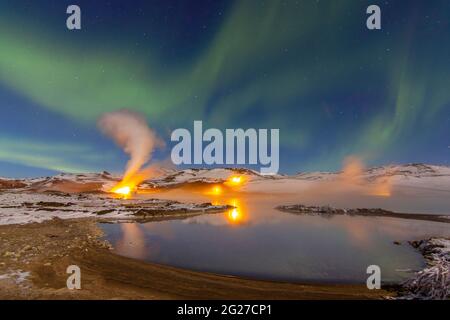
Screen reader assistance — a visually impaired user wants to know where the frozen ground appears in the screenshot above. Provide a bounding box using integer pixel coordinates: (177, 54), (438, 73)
(1, 163), (450, 225)
(400, 238), (450, 299)
(0, 192), (230, 225)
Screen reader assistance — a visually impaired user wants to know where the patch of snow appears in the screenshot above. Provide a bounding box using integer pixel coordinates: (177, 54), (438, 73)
(399, 238), (450, 300)
(0, 270), (30, 284)
(0, 191), (229, 225)
(2, 163), (450, 224)
(5, 164), (450, 193)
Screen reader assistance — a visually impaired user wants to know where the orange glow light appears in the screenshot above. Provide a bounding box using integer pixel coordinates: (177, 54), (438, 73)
(203, 184), (223, 196)
(225, 175), (245, 187)
(212, 185), (222, 195)
(226, 199), (244, 224)
(113, 186), (131, 196)
(229, 208), (240, 221)
(110, 182), (136, 198)
(231, 176), (241, 184)
(227, 205), (244, 224)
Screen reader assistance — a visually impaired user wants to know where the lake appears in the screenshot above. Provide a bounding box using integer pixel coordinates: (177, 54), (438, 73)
(100, 187), (450, 284)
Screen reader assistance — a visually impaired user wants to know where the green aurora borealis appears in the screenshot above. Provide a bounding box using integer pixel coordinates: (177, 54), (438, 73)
(0, 0), (449, 176)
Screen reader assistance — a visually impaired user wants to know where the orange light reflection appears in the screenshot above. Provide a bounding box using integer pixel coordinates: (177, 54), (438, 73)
(226, 199), (245, 224)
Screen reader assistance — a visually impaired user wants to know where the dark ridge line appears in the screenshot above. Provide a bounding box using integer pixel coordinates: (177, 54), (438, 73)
(276, 205), (450, 224)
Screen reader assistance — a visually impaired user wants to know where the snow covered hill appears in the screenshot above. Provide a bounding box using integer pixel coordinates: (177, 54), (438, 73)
(1, 163), (450, 194)
(293, 164), (450, 181)
(1, 163), (450, 225)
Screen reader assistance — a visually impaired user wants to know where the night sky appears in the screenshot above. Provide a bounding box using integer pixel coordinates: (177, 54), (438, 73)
(0, 0), (449, 177)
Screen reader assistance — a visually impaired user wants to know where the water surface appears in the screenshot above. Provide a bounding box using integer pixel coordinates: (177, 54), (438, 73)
(100, 187), (450, 284)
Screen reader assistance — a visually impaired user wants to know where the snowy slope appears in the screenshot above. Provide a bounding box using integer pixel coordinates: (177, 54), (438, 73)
(234, 164), (450, 194)
(140, 167), (270, 188)
(1, 163), (450, 193)
(0, 192), (230, 225)
(1, 164), (450, 225)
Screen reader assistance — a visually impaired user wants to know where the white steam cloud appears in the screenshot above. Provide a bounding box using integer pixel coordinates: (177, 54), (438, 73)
(97, 109), (160, 182)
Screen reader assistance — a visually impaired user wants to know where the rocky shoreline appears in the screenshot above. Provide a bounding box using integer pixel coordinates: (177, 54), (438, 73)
(0, 190), (233, 225)
(397, 238), (450, 300)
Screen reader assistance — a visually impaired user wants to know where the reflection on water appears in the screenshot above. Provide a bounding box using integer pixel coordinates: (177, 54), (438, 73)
(226, 199), (245, 224)
(100, 187), (450, 284)
(228, 207), (241, 223)
(114, 223), (147, 259)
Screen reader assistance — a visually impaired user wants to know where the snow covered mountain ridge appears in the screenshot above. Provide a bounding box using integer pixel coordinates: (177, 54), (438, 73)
(1, 163), (450, 190)
(294, 163), (450, 181)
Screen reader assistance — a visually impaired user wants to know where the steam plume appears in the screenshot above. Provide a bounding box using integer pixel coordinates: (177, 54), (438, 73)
(339, 156), (365, 185)
(97, 109), (160, 182)
(298, 156), (392, 198)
